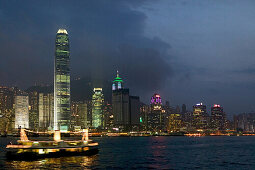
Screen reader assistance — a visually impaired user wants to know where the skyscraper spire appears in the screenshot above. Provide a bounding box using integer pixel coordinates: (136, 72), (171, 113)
(117, 70), (119, 77)
(112, 70), (123, 90)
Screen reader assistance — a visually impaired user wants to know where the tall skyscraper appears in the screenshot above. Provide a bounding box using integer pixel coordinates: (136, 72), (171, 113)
(54, 29), (70, 131)
(129, 96), (140, 131)
(193, 103), (208, 129)
(92, 88), (104, 128)
(28, 91), (39, 131)
(15, 95), (29, 129)
(112, 71), (130, 130)
(148, 94), (166, 132)
(211, 104), (226, 130)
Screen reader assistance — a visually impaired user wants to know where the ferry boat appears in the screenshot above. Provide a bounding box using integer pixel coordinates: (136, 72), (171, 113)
(6, 129), (99, 160)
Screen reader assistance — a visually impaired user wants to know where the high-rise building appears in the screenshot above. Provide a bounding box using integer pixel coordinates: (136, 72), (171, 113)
(54, 29), (70, 131)
(112, 88), (130, 130)
(15, 95), (29, 129)
(140, 104), (150, 131)
(112, 71), (141, 131)
(28, 91), (39, 131)
(0, 87), (15, 133)
(168, 113), (182, 132)
(112, 71), (130, 131)
(92, 88), (104, 128)
(148, 94), (166, 132)
(234, 113), (255, 132)
(211, 104), (226, 130)
(103, 102), (113, 130)
(129, 96), (140, 131)
(39, 93), (54, 131)
(192, 103), (208, 130)
(0, 87), (14, 114)
(71, 101), (88, 130)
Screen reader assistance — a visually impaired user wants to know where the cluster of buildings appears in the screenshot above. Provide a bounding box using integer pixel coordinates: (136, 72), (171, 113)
(0, 28), (253, 135)
(141, 100), (231, 134)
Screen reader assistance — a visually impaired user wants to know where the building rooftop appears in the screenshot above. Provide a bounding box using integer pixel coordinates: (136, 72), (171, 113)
(57, 29), (68, 34)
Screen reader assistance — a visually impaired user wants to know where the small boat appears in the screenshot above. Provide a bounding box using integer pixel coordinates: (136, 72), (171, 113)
(6, 129), (99, 160)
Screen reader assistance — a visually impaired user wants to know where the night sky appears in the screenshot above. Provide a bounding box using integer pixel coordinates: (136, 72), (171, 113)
(1, 0), (255, 115)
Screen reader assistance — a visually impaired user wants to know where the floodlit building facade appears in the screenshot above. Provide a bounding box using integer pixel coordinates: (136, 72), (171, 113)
(211, 104), (226, 130)
(148, 94), (165, 132)
(54, 29), (71, 131)
(193, 103), (208, 129)
(92, 88), (104, 128)
(15, 95), (29, 129)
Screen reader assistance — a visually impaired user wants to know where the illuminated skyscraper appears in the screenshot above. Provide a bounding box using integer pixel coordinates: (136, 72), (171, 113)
(54, 29), (70, 131)
(0, 87), (14, 132)
(211, 104), (226, 130)
(148, 94), (166, 132)
(112, 71), (129, 130)
(15, 95), (29, 129)
(28, 91), (39, 131)
(92, 88), (104, 128)
(193, 103), (208, 129)
(71, 101), (88, 130)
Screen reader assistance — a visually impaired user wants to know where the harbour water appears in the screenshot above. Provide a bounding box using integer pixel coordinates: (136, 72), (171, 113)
(1, 136), (255, 169)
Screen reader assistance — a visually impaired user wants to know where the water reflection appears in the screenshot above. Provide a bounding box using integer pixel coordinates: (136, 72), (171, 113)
(5, 155), (98, 169)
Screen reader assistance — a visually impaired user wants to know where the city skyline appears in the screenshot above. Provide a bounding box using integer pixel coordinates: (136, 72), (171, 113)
(1, 0), (255, 115)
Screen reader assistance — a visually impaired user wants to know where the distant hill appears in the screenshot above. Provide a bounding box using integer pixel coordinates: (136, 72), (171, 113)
(26, 77), (112, 103)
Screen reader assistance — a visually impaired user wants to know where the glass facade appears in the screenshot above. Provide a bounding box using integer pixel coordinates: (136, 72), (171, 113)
(92, 88), (104, 128)
(54, 29), (70, 131)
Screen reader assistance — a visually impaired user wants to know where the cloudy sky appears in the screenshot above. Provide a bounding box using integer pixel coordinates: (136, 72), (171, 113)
(1, 0), (255, 115)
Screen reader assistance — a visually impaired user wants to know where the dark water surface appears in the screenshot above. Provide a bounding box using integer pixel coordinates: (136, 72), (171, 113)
(0, 136), (255, 169)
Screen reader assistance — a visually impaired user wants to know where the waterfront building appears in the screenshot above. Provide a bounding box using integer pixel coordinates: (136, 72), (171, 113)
(71, 101), (88, 130)
(103, 102), (113, 130)
(211, 104), (226, 130)
(168, 113), (182, 132)
(39, 93), (54, 131)
(234, 113), (255, 132)
(181, 111), (193, 131)
(15, 95), (29, 129)
(192, 103), (208, 130)
(140, 104), (150, 131)
(54, 29), (71, 131)
(92, 88), (104, 129)
(129, 96), (140, 131)
(148, 94), (166, 132)
(0, 87), (15, 133)
(112, 71), (141, 131)
(112, 72), (130, 131)
(28, 91), (39, 131)
(0, 87), (14, 114)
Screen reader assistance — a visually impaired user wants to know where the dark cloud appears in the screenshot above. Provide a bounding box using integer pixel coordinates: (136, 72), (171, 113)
(0, 0), (172, 103)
